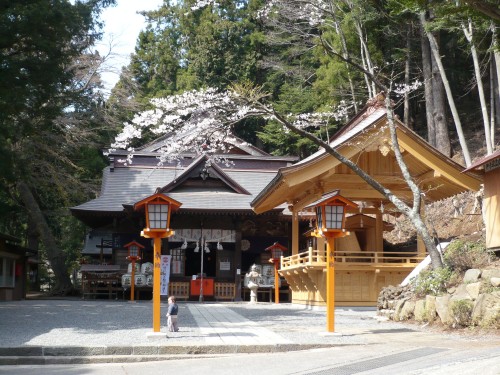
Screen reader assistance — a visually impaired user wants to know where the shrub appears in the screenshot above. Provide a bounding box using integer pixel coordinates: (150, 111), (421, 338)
(449, 299), (473, 327)
(413, 267), (453, 297)
(481, 311), (500, 329)
(443, 239), (490, 272)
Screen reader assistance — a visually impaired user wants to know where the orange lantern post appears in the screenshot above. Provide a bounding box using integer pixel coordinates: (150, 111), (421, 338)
(265, 242), (287, 304)
(124, 241), (144, 302)
(134, 193), (181, 334)
(305, 191), (357, 333)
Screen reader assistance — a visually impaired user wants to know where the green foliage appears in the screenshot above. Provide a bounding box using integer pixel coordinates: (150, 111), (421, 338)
(0, 0), (116, 292)
(480, 311), (500, 329)
(413, 267), (453, 297)
(443, 240), (491, 273)
(449, 299), (473, 327)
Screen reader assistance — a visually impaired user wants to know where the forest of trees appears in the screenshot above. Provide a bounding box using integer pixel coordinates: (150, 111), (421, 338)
(1, 0), (499, 292)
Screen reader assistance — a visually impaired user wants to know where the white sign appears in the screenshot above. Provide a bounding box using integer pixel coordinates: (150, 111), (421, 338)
(160, 255), (171, 296)
(220, 261), (231, 271)
(485, 157), (500, 172)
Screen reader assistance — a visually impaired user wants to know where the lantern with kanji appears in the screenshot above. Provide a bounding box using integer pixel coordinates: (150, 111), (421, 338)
(305, 190), (357, 332)
(134, 193), (181, 334)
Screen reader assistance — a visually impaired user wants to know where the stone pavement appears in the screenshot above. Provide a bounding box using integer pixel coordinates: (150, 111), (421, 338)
(0, 298), (499, 365)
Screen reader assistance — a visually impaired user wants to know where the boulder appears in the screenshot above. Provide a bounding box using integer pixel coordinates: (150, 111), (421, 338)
(393, 298), (407, 321)
(399, 300), (416, 321)
(465, 282), (482, 300)
(491, 278), (500, 288)
(414, 299), (426, 322)
(463, 269), (481, 283)
(436, 295), (452, 324)
(450, 284), (473, 302)
(481, 269), (500, 281)
(472, 291), (500, 327)
(425, 295), (437, 322)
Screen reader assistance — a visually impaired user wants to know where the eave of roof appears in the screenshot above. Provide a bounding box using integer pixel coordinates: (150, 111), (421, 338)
(251, 102), (482, 214)
(250, 108), (387, 209)
(463, 149), (500, 172)
(159, 154), (251, 195)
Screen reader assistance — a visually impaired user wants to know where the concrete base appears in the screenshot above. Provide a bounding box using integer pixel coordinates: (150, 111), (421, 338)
(318, 331), (343, 337)
(146, 332), (168, 341)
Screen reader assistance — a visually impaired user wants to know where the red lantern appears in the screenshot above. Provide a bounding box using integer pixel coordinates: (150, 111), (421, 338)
(265, 242), (288, 304)
(124, 241), (144, 261)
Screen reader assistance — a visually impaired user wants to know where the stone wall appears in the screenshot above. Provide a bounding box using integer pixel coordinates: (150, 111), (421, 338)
(378, 268), (500, 328)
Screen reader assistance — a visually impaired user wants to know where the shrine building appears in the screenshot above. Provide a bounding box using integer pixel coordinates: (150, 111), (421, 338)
(251, 95), (483, 306)
(71, 136), (299, 301)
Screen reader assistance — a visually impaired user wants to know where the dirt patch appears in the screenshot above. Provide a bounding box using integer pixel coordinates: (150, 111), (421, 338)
(384, 191), (485, 245)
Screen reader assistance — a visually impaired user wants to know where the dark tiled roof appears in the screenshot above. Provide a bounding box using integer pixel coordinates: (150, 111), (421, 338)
(71, 165), (282, 214)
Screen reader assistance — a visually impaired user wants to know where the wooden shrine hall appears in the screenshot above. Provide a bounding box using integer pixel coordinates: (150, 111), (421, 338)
(71, 135), (299, 301)
(251, 95), (483, 306)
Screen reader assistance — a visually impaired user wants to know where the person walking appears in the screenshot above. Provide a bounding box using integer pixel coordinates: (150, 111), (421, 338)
(166, 295), (179, 332)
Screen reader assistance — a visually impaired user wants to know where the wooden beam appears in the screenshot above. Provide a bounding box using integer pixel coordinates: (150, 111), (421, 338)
(321, 173), (405, 185)
(290, 189), (323, 211)
(282, 144), (361, 187)
(330, 188), (414, 200)
(397, 130), (482, 191)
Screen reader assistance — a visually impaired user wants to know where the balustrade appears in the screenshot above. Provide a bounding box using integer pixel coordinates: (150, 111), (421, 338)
(281, 248), (425, 269)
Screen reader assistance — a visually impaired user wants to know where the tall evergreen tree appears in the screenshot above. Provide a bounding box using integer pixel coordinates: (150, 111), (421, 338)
(0, 0), (115, 293)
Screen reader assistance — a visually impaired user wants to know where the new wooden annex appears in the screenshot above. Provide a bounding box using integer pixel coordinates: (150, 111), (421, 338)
(251, 95), (483, 306)
(71, 136), (298, 301)
(464, 149), (500, 253)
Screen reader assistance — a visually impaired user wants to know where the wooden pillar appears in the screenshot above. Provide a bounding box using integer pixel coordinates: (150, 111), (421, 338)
(326, 236), (336, 332)
(484, 173), (500, 249)
(292, 210), (299, 255)
(234, 224), (243, 301)
(317, 236), (326, 257)
(152, 236), (161, 332)
(375, 210), (384, 260)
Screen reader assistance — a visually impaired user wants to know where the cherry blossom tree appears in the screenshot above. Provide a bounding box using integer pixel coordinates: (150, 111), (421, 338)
(111, 80), (446, 270)
(111, 0), (447, 269)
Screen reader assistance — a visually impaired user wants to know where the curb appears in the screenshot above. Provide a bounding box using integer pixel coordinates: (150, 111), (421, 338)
(0, 344), (335, 365)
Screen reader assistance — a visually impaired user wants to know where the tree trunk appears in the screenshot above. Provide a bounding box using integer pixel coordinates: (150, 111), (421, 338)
(331, 5), (359, 113)
(421, 25), (436, 146)
(404, 23), (412, 128)
(491, 60), (496, 148)
(462, 18), (493, 155)
(17, 181), (73, 294)
(27, 217), (40, 291)
(421, 12), (472, 166)
(431, 48), (451, 157)
(492, 24), (500, 146)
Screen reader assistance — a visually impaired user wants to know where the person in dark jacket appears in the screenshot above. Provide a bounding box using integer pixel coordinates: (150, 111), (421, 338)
(166, 295), (179, 332)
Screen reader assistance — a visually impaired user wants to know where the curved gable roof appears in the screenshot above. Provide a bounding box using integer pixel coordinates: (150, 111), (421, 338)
(252, 97), (482, 214)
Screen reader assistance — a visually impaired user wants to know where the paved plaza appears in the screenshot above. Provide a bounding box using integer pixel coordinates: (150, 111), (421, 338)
(0, 298), (499, 366)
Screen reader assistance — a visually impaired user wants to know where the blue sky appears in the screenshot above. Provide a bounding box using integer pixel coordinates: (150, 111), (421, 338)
(96, 0), (164, 92)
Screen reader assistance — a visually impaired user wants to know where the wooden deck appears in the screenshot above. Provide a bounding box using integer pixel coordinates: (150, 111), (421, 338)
(281, 248), (425, 270)
(279, 248), (425, 306)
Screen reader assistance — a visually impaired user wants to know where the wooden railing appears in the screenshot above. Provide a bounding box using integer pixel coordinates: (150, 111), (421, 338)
(215, 282), (236, 301)
(281, 248), (425, 268)
(169, 282), (190, 300)
(169, 281), (236, 301)
(81, 272), (121, 299)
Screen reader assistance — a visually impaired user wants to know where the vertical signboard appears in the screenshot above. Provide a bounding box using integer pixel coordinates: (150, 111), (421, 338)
(160, 255), (172, 296)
